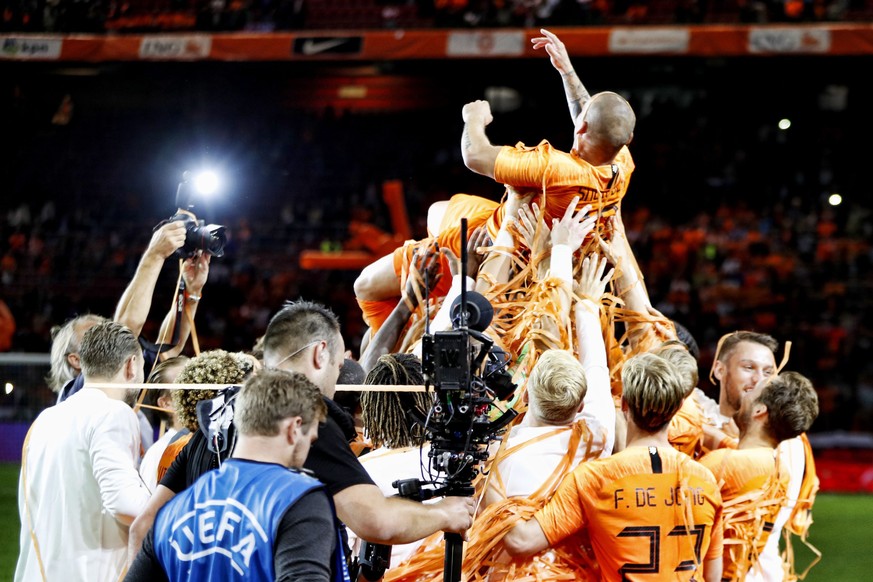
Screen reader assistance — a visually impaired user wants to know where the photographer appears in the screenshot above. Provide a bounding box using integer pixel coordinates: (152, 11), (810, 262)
(57, 221), (210, 403)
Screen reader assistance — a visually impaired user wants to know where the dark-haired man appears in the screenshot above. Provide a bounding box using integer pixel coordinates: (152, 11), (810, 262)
(700, 371), (819, 581)
(261, 300), (475, 554)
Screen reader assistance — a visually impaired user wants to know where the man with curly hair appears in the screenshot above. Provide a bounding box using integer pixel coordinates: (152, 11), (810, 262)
(129, 349), (257, 558)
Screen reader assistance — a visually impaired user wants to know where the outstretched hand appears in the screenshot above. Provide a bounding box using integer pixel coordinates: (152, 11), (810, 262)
(531, 28), (574, 76)
(516, 202), (550, 258)
(465, 226), (493, 279)
(503, 184), (535, 222)
(550, 196), (595, 252)
(441, 226), (492, 280)
(576, 253), (615, 303)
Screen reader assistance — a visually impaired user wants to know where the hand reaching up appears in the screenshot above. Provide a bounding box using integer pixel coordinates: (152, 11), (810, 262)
(440, 226), (492, 280)
(575, 253), (615, 306)
(531, 28), (574, 77)
(516, 202), (550, 258)
(550, 196), (595, 253)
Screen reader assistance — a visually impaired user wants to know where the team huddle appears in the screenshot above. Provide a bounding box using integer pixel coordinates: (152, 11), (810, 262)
(16, 29), (819, 582)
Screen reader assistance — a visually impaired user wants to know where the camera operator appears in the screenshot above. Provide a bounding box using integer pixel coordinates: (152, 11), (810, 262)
(127, 300), (475, 568)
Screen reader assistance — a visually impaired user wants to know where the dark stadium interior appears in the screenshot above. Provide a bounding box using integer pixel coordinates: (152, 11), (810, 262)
(2, 8), (872, 437)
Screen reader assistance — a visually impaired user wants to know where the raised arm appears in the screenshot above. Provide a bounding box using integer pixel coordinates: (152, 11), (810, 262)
(574, 252), (617, 453)
(549, 196), (596, 323)
(429, 227), (490, 333)
(359, 244), (441, 374)
(475, 186), (538, 295)
(114, 221), (186, 337)
(154, 252), (210, 360)
(532, 28), (591, 124)
(461, 100), (502, 178)
(600, 209), (651, 314)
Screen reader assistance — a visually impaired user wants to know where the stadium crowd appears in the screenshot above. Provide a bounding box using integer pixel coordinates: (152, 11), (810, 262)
(0, 0), (866, 33)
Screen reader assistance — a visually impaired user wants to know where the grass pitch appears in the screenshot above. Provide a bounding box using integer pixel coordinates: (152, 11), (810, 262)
(0, 463), (870, 580)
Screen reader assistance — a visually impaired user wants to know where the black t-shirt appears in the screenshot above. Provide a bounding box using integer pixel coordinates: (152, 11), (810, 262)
(305, 397), (375, 495)
(125, 488), (336, 582)
(159, 430), (221, 492)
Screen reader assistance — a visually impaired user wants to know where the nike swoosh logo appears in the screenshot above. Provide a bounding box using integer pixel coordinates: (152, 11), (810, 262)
(301, 39), (348, 55)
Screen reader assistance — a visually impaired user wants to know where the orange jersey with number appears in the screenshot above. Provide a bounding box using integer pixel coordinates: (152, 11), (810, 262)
(536, 446), (723, 582)
(669, 395), (705, 458)
(699, 447), (789, 582)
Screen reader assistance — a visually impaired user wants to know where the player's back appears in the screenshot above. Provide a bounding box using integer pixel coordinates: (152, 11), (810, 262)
(537, 445), (723, 582)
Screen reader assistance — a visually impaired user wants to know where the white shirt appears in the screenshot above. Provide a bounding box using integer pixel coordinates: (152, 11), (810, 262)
(16, 388), (151, 582)
(499, 363), (613, 498)
(139, 427), (179, 493)
(350, 444), (434, 568)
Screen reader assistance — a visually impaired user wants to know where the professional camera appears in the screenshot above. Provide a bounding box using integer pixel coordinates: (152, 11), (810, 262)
(167, 171), (228, 259)
(417, 290), (518, 491)
(352, 220), (519, 582)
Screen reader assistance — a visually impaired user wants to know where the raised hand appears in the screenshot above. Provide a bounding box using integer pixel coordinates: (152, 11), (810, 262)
(465, 226), (493, 279)
(576, 253), (615, 303)
(531, 28), (573, 76)
(462, 100), (493, 126)
(147, 221), (187, 260)
(181, 252), (210, 295)
(550, 196), (595, 253)
(517, 202), (548, 251)
(502, 184), (535, 223)
(405, 241), (442, 308)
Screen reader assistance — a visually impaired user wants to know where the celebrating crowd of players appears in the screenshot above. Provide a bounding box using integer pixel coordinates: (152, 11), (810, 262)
(16, 28), (820, 582)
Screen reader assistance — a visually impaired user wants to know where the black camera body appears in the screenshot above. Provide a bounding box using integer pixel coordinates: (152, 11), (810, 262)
(419, 322), (517, 490)
(170, 171), (227, 259)
(169, 210), (227, 259)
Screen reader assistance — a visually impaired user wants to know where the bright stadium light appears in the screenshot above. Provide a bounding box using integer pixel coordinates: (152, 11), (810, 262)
(193, 170), (220, 196)
(4, 382), (12, 395)
(778, 118), (792, 130)
(828, 193), (842, 206)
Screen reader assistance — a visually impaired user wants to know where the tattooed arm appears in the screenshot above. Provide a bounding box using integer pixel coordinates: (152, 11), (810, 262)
(532, 28), (590, 124)
(461, 100), (502, 178)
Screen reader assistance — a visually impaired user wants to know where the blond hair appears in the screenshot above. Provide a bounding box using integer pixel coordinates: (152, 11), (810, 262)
(526, 350), (587, 424)
(652, 345), (698, 397)
(621, 353), (685, 432)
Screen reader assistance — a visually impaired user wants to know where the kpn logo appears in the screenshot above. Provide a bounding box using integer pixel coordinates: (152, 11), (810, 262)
(1, 38), (62, 59)
(168, 499), (267, 575)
